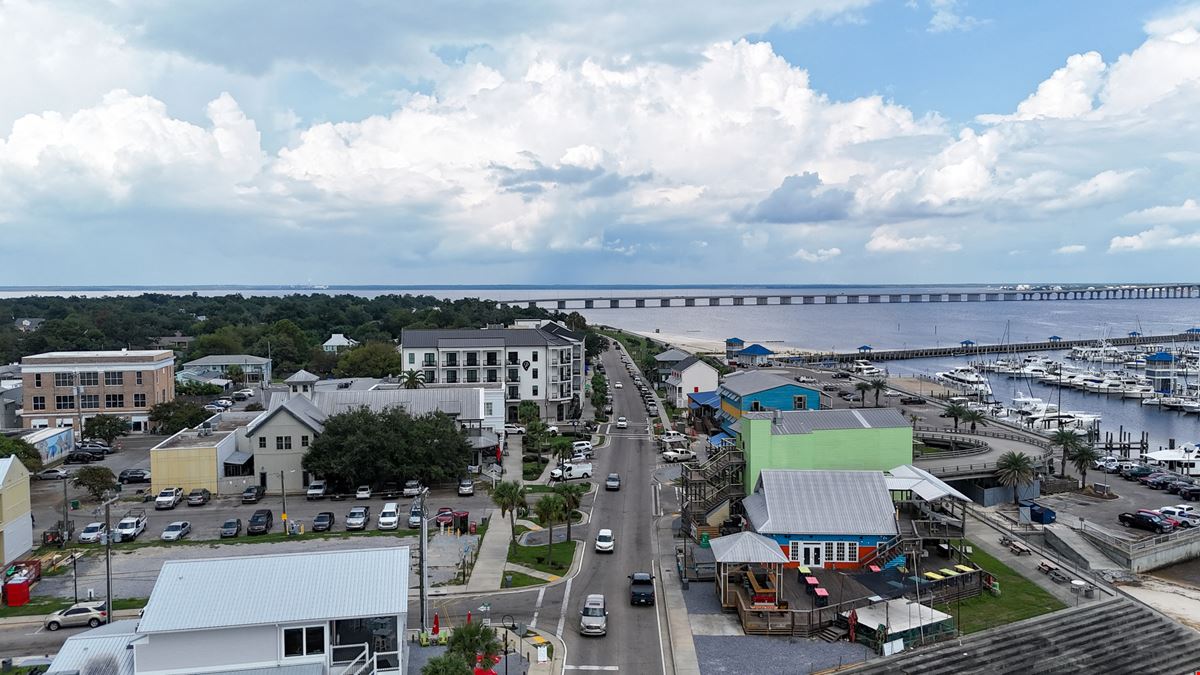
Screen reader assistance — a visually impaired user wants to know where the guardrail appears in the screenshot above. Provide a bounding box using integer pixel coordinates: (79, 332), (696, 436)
(912, 425), (1052, 450)
(1080, 519), (1200, 554)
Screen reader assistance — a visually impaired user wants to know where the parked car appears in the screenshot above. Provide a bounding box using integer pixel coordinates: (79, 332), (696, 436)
(550, 462), (593, 481)
(794, 375), (817, 384)
(662, 449), (697, 463)
(36, 468), (70, 481)
(306, 480), (328, 500)
(899, 396), (925, 405)
(595, 528), (615, 554)
(155, 487), (183, 510)
(573, 440), (595, 455)
(629, 572), (656, 606)
(212, 399), (234, 408)
(1119, 511), (1172, 533)
(579, 594), (608, 637)
(115, 509), (147, 540)
(1121, 465), (1154, 479)
(605, 473), (621, 491)
(312, 512), (335, 532)
(346, 506), (370, 530)
(235, 388), (254, 398)
(118, 468), (151, 484)
(831, 371), (851, 379)
(1147, 474), (1182, 490)
(1139, 472), (1172, 486)
(77, 442), (111, 454)
(1143, 509), (1185, 529)
(355, 485), (373, 500)
(220, 518), (242, 538)
(378, 503), (400, 530)
(1157, 506), (1200, 527)
(503, 424), (526, 435)
(546, 426), (560, 436)
(160, 521), (191, 541)
(1167, 478), (1197, 494)
(458, 479), (475, 496)
(1180, 485), (1200, 501)
(64, 451), (98, 464)
(203, 404), (224, 413)
(44, 602), (108, 631)
(402, 481), (422, 498)
(408, 503), (424, 528)
(78, 522), (107, 544)
(186, 488), (211, 506)
(613, 382), (623, 389)
(247, 509), (274, 535)
(616, 417), (628, 429)
(434, 507), (456, 527)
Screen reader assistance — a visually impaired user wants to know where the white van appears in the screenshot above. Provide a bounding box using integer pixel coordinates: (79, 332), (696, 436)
(378, 502), (400, 530)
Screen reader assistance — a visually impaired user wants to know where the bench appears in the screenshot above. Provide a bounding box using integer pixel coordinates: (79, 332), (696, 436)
(1010, 542), (1032, 556)
(1049, 569), (1071, 584)
(1037, 559), (1059, 575)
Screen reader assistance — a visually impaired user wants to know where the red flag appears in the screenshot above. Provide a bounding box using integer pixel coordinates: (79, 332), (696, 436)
(496, 445), (502, 463)
(432, 613), (440, 635)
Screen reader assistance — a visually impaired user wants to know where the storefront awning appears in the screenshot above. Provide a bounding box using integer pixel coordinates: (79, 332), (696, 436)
(224, 450), (253, 465)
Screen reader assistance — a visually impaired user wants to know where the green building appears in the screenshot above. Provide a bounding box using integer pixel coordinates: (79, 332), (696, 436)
(733, 408), (914, 494)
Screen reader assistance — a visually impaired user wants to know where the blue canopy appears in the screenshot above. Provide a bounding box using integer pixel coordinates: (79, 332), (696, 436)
(960, 340), (975, 346)
(1048, 335), (1062, 341)
(708, 432), (733, 447)
(858, 345), (873, 352)
(688, 390), (720, 409)
(1128, 331), (1142, 337)
(738, 344), (774, 356)
(725, 337), (745, 344)
(1147, 352), (1174, 362)
(1188, 328), (1200, 334)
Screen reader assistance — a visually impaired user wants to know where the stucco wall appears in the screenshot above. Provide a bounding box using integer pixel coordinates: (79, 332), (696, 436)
(741, 418), (914, 493)
(136, 625), (283, 674)
(250, 414), (315, 493)
(0, 460), (32, 565)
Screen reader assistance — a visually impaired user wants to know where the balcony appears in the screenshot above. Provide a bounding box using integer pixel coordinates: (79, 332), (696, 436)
(443, 358), (459, 368)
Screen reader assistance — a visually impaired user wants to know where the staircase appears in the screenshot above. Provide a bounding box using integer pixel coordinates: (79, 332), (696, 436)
(681, 444), (745, 535)
(858, 520), (924, 571)
(818, 625), (848, 642)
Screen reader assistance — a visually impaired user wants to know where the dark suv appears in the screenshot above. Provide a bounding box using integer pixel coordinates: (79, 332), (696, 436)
(1179, 485), (1200, 501)
(118, 469), (151, 484)
(247, 509), (274, 535)
(241, 486), (266, 503)
(1121, 465), (1153, 480)
(629, 572), (655, 606)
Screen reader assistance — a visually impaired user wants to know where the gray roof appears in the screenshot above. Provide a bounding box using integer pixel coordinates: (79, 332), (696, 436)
(720, 371), (801, 397)
(672, 355), (703, 372)
(654, 348), (692, 363)
(401, 327), (574, 348)
(247, 395), (329, 435)
(284, 369), (320, 384)
(138, 547), (409, 633)
(46, 620), (139, 675)
(886, 464), (970, 502)
(311, 389), (481, 418)
(184, 354), (271, 367)
(744, 469), (899, 536)
(709, 531), (789, 564)
(741, 408), (911, 435)
(539, 321), (583, 341)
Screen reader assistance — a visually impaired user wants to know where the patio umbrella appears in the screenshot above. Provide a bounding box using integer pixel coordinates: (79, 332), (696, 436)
(432, 612), (440, 635)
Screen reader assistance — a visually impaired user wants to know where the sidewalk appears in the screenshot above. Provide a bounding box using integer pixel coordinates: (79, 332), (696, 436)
(503, 562), (557, 581)
(465, 508), (511, 593)
(656, 515), (700, 675)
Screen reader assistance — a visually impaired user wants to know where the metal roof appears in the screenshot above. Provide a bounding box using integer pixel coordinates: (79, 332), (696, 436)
(184, 354), (271, 366)
(311, 388), (481, 418)
(745, 469), (899, 536)
(719, 371), (798, 397)
(401, 327), (575, 348)
(247, 395), (328, 435)
(709, 531), (789, 564)
(885, 464), (969, 502)
(687, 390), (720, 409)
(654, 348), (692, 363)
(284, 369), (320, 383)
(737, 344), (774, 356)
(46, 620), (139, 675)
(138, 547), (409, 634)
(741, 408), (910, 434)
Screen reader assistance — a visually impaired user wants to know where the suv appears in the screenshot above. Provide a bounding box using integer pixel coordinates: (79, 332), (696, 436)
(1119, 511), (1172, 534)
(118, 468), (151, 484)
(579, 594), (608, 636)
(241, 485), (266, 503)
(186, 488), (211, 506)
(402, 480), (423, 498)
(899, 395), (925, 405)
(247, 509), (274, 535)
(408, 503), (424, 528)
(346, 506), (371, 530)
(44, 602), (108, 631)
(378, 503), (400, 530)
(155, 487), (183, 510)
(629, 572), (655, 606)
(572, 441), (594, 456)
(1179, 485), (1200, 501)
(306, 480), (327, 500)
(1121, 465), (1154, 480)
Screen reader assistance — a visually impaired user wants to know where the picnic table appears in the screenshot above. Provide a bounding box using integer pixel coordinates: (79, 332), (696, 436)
(1009, 541), (1032, 556)
(954, 564), (974, 573)
(923, 571), (945, 581)
(814, 588), (830, 607)
(1037, 559), (1060, 575)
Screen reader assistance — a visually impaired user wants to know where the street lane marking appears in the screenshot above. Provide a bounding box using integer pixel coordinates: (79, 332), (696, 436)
(530, 586), (546, 629)
(563, 667), (619, 671)
(555, 576), (573, 638)
(652, 556), (667, 675)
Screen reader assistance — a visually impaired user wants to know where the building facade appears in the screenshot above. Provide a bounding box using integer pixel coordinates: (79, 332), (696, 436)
(322, 334), (359, 352)
(181, 354), (273, 384)
(718, 371), (820, 432)
(20, 350), (175, 432)
(665, 356), (719, 408)
(654, 348), (691, 383)
(0, 457), (32, 566)
(735, 343), (774, 367)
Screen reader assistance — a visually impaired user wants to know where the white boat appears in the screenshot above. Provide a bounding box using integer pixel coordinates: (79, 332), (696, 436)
(936, 366), (993, 395)
(850, 360), (882, 376)
(1181, 399), (1200, 414)
(1121, 385), (1156, 399)
(1142, 446), (1200, 477)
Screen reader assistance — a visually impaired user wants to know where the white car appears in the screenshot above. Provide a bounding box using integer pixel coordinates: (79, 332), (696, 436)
(378, 503), (400, 530)
(595, 528), (615, 553)
(355, 485), (372, 500)
(203, 404), (224, 412)
(503, 424), (526, 435)
(213, 399), (234, 408)
(458, 479), (475, 496)
(1159, 506), (1200, 527)
(160, 521), (191, 541)
(572, 440), (594, 455)
(155, 487), (183, 510)
(884, 390), (902, 398)
(794, 375), (818, 384)
(78, 522), (107, 544)
(234, 388), (254, 398)
(546, 426), (560, 436)
(614, 382), (623, 389)
(616, 417), (628, 429)
(660, 431), (687, 443)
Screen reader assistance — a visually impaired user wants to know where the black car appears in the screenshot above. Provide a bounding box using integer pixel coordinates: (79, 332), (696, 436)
(64, 451), (99, 464)
(629, 572), (655, 606)
(1148, 475), (1181, 490)
(899, 396), (925, 405)
(822, 384), (843, 393)
(241, 486), (266, 503)
(1179, 485), (1200, 501)
(831, 371), (851, 379)
(1119, 511), (1172, 534)
(1167, 479), (1196, 494)
(247, 509), (273, 535)
(118, 469), (151, 484)
(312, 512), (335, 532)
(219, 518), (242, 538)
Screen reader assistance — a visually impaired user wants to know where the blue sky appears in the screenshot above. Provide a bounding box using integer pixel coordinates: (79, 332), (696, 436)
(1, 0), (1199, 285)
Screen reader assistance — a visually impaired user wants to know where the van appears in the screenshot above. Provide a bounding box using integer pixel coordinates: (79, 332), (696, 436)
(378, 502), (400, 530)
(579, 594), (608, 636)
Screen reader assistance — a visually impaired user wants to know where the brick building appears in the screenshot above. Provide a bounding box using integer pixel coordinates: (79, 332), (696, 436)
(20, 349), (176, 433)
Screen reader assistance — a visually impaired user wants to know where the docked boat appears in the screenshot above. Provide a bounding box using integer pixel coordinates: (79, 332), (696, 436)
(850, 360), (883, 377)
(936, 366), (993, 395)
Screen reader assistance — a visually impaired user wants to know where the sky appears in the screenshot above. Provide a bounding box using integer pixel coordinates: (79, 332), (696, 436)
(2, 0), (1200, 286)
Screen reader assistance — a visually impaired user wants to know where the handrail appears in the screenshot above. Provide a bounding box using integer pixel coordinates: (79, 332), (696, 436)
(913, 425), (1052, 450)
(331, 642), (371, 675)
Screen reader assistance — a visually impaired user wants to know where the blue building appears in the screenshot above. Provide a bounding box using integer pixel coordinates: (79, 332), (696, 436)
(735, 343), (775, 367)
(718, 371), (819, 432)
(724, 337), (745, 362)
(1146, 351), (1175, 394)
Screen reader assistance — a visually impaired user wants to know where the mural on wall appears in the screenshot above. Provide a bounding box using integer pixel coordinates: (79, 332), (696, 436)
(34, 429), (76, 463)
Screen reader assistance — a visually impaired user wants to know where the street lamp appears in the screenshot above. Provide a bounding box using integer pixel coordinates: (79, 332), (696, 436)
(500, 614), (517, 675)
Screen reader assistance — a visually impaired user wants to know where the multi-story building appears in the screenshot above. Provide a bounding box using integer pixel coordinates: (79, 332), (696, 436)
(20, 350), (175, 432)
(180, 354), (272, 384)
(717, 371), (820, 433)
(400, 321), (583, 422)
(665, 355), (719, 408)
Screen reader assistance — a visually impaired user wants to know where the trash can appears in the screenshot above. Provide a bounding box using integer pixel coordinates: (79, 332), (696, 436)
(69, 499), (80, 511)
(504, 574), (513, 588)
(469, 521), (477, 535)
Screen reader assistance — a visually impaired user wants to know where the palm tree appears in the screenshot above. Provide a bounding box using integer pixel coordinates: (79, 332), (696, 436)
(491, 480), (525, 543)
(400, 369), (425, 389)
(995, 450), (1036, 506)
(1049, 428), (1084, 478)
(446, 620), (502, 669)
(854, 381), (872, 408)
(869, 379), (888, 407)
(421, 653), (472, 675)
(959, 409), (987, 433)
(944, 403), (968, 431)
(553, 482), (588, 542)
(1070, 444), (1101, 489)
(534, 494), (567, 570)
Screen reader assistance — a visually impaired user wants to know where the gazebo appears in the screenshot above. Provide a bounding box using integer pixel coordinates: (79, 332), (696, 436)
(710, 531), (789, 610)
(1047, 335), (1062, 343)
(1187, 328), (1200, 335)
(858, 345), (873, 354)
(1129, 331), (1143, 338)
(959, 340), (975, 348)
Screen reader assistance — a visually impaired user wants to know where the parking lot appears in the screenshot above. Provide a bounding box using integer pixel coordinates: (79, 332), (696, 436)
(1034, 469), (1200, 539)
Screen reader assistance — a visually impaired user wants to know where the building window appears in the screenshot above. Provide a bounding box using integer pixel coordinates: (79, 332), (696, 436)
(484, 402), (494, 416)
(446, 354), (458, 367)
(486, 352), (499, 366)
(446, 371), (458, 383)
(301, 435), (310, 447)
(789, 541), (801, 562)
(134, 393), (146, 408)
(824, 542), (835, 563)
(846, 543), (858, 563)
(54, 373), (74, 387)
(532, 368), (538, 379)
(532, 385), (539, 397)
(34, 374), (41, 387)
(283, 625), (325, 657)
(423, 353), (436, 367)
(750, 401), (763, 411)
(507, 386), (519, 399)
(466, 353), (478, 367)
(55, 395), (76, 410)
(259, 437), (267, 449)
(466, 369), (478, 383)
(793, 395), (808, 410)
(136, 371), (143, 385)
(81, 395), (99, 409)
(532, 351), (538, 362)
(423, 370), (436, 384)
(105, 394), (124, 408)
(507, 351), (518, 365)
(32, 396), (45, 410)
(408, 353), (415, 364)
(486, 369), (498, 383)
(507, 368), (518, 382)
(104, 372), (124, 386)
(276, 436), (292, 450)
(79, 372), (98, 386)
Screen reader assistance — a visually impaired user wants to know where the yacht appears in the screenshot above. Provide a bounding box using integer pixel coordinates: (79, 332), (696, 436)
(936, 366), (993, 395)
(850, 360), (882, 377)
(1121, 384), (1156, 399)
(1180, 399), (1200, 414)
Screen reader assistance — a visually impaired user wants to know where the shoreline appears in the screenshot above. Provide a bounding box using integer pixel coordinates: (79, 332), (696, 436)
(623, 329), (825, 358)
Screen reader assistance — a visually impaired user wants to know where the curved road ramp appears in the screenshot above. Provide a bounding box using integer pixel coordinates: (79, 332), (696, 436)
(838, 597), (1200, 674)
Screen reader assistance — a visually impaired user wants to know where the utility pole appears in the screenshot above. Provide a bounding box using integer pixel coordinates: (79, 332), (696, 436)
(61, 478), (69, 549)
(419, 488), (429, 632)
(280, 470), (288, 534)
(100, 494), (118, 619)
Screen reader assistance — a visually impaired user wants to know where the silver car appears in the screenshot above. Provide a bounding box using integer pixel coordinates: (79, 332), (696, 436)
(44, 602), (108, 631)
(579, 594), (608, 636)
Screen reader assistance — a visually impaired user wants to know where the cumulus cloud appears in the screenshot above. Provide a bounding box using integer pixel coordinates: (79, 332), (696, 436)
(792, 247), (842, 262)
(1109, 226), (1200, 252)
(742, 173), (854, 223)
(1004, 52), (1106, 121)
(1054, 244), (1087, 255)
(865, 226), (961, 253)
(926, 0), (985, 33)
(1123, 199), (1200, 224)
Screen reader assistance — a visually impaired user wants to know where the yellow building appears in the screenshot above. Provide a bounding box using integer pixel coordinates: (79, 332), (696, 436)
(149, 413), (261, 496)
(0, 457), (33, 565)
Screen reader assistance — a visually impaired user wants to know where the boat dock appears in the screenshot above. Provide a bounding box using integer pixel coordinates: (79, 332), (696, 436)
(789, 332), (1200, 364)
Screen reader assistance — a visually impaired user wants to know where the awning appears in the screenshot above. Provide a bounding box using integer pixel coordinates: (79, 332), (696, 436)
(708, 432), (733, 447)
(688, 390), (720, 409)
(224, 450), (253, 465)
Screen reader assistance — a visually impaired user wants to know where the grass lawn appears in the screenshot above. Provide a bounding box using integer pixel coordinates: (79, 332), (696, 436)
(508, 539), (577, 575)
(936, 541), (1067, 634)
(0, 596), (147, 619)
(523, 461), (545, 481)
(505, 570), (548, 588)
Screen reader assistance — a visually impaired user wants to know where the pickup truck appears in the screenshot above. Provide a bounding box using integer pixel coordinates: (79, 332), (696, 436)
(550, 463), (593, 481)
(155, 487), (183, 510)
(306, 480), (327, 500)
(662, 449), (697, 463)
(1119, 511), (1172, 534)
(114, 509), (148, 541)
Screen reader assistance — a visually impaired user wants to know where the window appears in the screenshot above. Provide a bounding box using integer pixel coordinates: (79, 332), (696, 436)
(136, 371), (143, 385)
(484, 402), (494, 416)
(423, 352), (436, 367)
(532, 368), (538, 379)
(824, 542), (835, 563)
(486, 369), (498, 383)
(532, 385), (539, 397)
(134, 393), (146, 407)
(408, 353), (415, 364)
(78, 372), (98, 386)
(282, 625), (325, 657)
(423, 370), (436, 384)
(259, 437), (267, 449)
(105, 394), (124, 408)
(446, 371), (459, 383)
(54, 373), (74, 387)
(81, 395), (99, 409)
(276, 436), (292, 450)
(34, 374), (41, 387)
(793, 395), (808, 410)
(846, 543), (858, 563)
(32, 396), (45, 410)
(104, 372), (124, 386)
(301, 435), (310, 447)
(466, 369), (478, 383)
(507, 386), (519, 399)
(507, 351), (518, 365)
(789, 541), (801, 562)
(532, 351), (538, 362)
(55, 395), (76, 410)
(750, 400), (763, 411)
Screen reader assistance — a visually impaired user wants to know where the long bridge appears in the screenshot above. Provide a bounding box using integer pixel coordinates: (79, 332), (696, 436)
(790, 331), (1200, 363)
(498, 284), (1200, 310)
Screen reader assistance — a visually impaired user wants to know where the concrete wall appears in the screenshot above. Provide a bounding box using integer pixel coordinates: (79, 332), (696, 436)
(250, 414), (314, 493)
(955, 479), (1041, 507)
(741, 418), (914, 493)
(136, 624), (288, 674)
(151, 445), (218, 494)
(1082, 529), (1200, 573)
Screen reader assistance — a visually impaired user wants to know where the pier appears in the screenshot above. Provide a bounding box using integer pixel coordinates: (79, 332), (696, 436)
(788, 332), (1200, 364)
(498, 284), (1200, 310)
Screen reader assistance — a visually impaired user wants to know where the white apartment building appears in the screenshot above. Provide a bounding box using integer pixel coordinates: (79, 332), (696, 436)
(400, 321), (584, 423)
